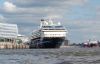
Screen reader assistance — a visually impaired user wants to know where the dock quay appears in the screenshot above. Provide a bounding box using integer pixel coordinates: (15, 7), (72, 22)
(0, 42), (29, 49)
(0, 23), (29, 49)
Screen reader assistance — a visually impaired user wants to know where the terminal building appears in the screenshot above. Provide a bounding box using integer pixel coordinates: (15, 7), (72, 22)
(0, 23), (18, 43)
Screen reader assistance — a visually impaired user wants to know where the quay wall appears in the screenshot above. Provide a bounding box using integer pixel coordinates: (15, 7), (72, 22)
(0, 42), (29, 49)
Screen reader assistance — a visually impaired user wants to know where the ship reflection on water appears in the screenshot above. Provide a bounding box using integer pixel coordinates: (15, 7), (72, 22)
(1, 47), (100, 64)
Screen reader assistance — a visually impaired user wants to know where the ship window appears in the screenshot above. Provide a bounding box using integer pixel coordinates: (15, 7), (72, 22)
(43, 26), (52, 28)
(54, 26), (65, 29)
(55, 26), (63, 28)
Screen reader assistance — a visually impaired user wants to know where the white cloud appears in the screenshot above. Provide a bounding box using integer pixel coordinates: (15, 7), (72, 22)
(66, 0), (88, 5)
(0, 15), (5, 19)
(95, 6), (100, 19)
(0, 15), (6, 23)
(3, 1), (16, 12)
(45, 14), (62, 19)
(3, 0), (89, 14)
(4, 0), (89, 14)
(1, 0), (100, 43)
(7, 0), (88, 7)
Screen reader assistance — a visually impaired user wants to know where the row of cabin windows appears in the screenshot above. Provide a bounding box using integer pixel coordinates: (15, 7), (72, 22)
(42, 26), (63, 28)
(45, 34), (64, 36)
(42, 29), (65, 30)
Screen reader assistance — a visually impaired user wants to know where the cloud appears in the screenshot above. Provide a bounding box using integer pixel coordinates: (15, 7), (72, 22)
(45, 14), (63, 19)
(3, 1), (16, 12)
(7, 0), (88, 7)
(1, 0), (100, 43)
(0, 15), (6, 23)
(95, 6), (100, 19)
(65, 0), (88, 5)
(4, 0), (88, 14)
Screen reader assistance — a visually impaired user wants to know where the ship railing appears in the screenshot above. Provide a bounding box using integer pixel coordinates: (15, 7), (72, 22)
(42, 28), (65, 30)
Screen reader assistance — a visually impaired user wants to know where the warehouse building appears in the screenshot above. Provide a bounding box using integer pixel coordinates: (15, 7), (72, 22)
(0, 23), (18, 43)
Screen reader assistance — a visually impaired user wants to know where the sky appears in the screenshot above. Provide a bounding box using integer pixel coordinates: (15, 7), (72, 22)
(0, 0), (100, 43)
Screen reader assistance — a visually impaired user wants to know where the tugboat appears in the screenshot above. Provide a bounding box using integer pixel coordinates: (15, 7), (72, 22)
(29, 19), (68, 48)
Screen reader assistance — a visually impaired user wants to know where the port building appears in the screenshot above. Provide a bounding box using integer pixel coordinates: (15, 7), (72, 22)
(0, 23), (18, 43)
(17, 34), (29, 44)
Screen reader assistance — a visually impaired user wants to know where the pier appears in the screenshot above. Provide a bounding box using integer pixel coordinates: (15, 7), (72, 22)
(0, 42), (29, 49)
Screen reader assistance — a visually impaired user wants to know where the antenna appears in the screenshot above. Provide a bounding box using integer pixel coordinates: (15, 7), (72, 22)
(40, 19), (44, 28)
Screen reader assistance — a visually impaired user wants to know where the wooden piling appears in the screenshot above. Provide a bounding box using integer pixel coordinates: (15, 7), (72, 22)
(0, 42), (29, 49)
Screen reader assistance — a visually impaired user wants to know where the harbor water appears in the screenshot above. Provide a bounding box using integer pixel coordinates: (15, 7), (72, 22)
(0, 47), (100, 64)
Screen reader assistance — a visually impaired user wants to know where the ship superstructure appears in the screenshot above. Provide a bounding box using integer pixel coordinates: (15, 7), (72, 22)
(29, 19), (68, 48)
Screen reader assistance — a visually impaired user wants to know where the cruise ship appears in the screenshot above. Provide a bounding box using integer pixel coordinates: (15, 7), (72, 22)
(29, 19), (68, 48)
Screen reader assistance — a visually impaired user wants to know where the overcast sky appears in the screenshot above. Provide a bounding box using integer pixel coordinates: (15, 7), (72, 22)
(0, 0), (100, 43)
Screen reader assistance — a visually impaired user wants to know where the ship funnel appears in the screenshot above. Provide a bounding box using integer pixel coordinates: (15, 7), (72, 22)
(40, 19), (44, 28)
(41, 19), (44, 21)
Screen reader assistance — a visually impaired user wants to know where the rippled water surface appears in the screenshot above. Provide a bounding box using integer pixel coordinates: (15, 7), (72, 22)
(0, 47), (100, 64)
